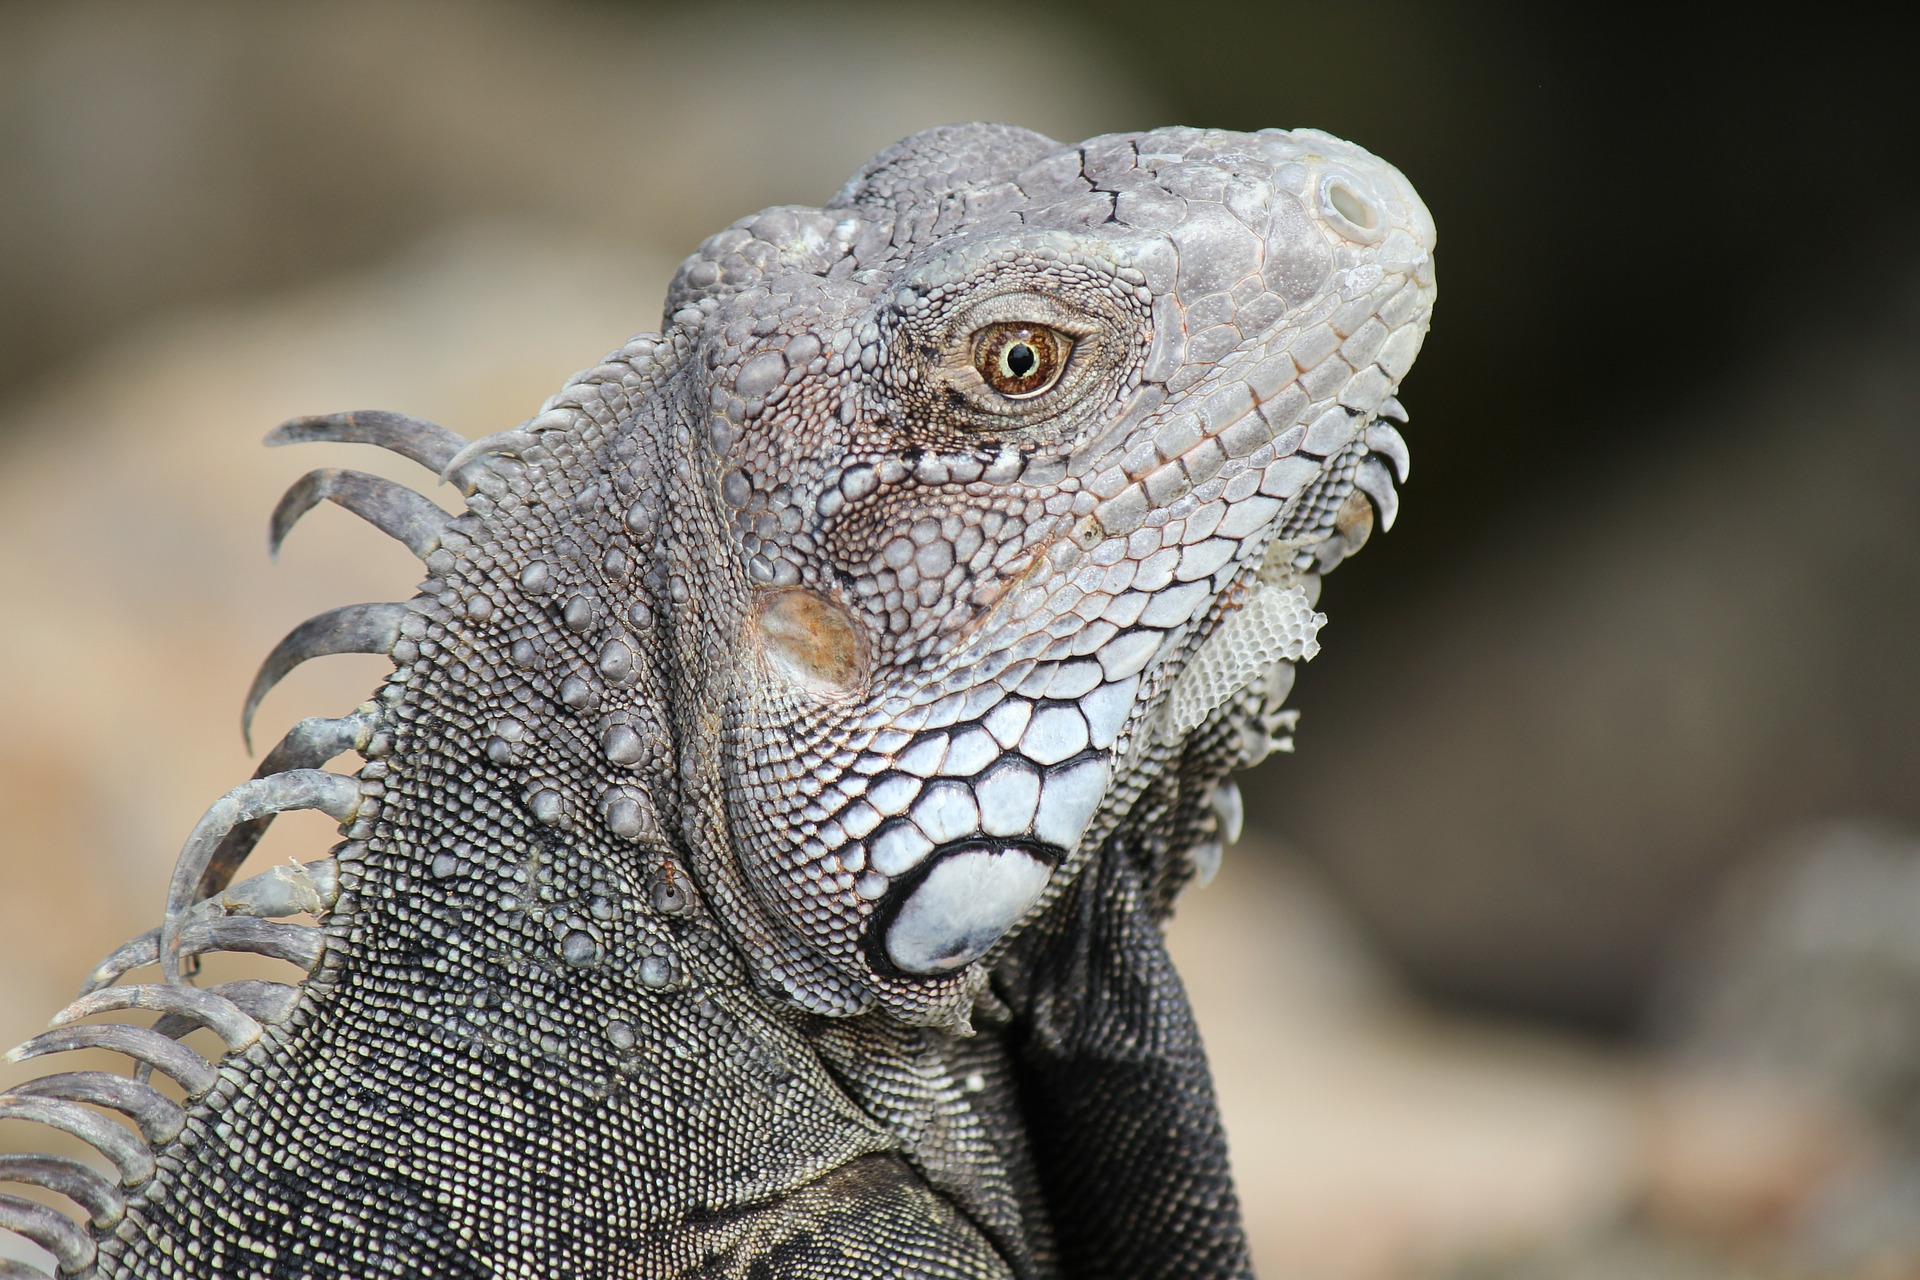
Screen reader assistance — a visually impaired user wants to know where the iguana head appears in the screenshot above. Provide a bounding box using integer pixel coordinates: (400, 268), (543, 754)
(621, 123), (1437, 1025)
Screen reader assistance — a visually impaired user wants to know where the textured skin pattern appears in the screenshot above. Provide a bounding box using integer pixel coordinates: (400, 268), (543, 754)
(0, 123), (1433, 1278)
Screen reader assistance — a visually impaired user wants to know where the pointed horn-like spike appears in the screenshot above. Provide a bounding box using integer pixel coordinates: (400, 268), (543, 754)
(5, 1026), (218, 1098)
(197, 709), (371, 904)
(206, 858), (339, 923)
(0, 1190), (94, 1276)
(1378, 395), (1409, 423)
(259, 710), (374, 777)
(265, 409), (466, 473)
(52, 986), (261, 1054)
(242, 604), (406, 750)
(0, 1096), (155, 1187)
(10, 1073), (185, 1147)
(210, 980), (301, 1027)
(162, 772), (360, 982)
(82, 918), (327, 996)
(0, 1153), (125, 1229)
(182, 919), (328, 973)
(270, 468), (452, 561)
(1209, 781), (1246, 846)
(78, 930), (157, 996)
(1363, 420), (1411, 483)
(1353, 456), (1401, 532)
(438, 427), (539, 493)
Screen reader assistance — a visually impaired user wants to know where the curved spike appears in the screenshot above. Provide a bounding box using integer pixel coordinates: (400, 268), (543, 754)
(162, 773), (360, 982)
(210, 980), (301, 1027)
(1353, 455), (1401, 532)
(83, 918), (327, 996)
(197, 708), (371, 905)
(0, 1190), (93, 1276)
(241, 604), (406, 749)
(270, 468), (452, 561)
(9, 1073), (184, 1147)
(1209, 780), (1246, 847)
(205, 858), (340, 923)
(1363, 420), (1411, 483)
(265, 409), (465, 473)
(6, 1026), (217, 1099)
(52, 986), (260, 1054)
(1378, 394), (1409, 423)
(439, 427), (538, 491)
(78, 930), (158, 995)
(0, 1153), (124, 1229)
(0, 1096), (155, 1187)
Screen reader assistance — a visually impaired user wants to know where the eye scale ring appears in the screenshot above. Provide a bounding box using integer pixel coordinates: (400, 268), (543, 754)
(971, 322), (1071, 398)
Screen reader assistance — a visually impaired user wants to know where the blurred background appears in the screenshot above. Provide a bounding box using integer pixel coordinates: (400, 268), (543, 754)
(1, 0), (1917, 1275)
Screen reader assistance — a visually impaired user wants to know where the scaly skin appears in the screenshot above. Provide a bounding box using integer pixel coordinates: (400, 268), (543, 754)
(0, 123), (1433, 1279)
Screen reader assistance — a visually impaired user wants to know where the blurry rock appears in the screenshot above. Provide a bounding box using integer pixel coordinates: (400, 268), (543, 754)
(0, 0), (1151, 399)
(1637, 1070), (1865, 1246)
(1168, 843), (1646, 1280)
(1249, 274), (1920, 1026)
(1650, 823), (1920, 1273)
(1656, 824), (1920, 1142)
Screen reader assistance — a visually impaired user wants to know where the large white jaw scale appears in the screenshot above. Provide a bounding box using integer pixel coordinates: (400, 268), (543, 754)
(872, 839), (1060, 976)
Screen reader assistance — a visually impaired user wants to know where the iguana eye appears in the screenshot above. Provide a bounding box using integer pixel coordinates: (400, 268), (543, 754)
(971, 322), (1071, 398)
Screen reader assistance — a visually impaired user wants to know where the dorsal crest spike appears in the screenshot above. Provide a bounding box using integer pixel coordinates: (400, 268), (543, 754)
(241, 603), (405, 750)
(269, 468), (453, 560)
(159, 770), (362, 983)
(264, 409), (467, 473)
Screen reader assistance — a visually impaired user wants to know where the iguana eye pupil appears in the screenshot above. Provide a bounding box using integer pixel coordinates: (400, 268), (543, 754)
(973, 322), (1069, 398)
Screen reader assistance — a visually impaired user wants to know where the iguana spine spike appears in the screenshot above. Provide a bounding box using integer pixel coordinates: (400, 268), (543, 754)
(263, 409), (467, 473)
(82, 919), (326, 996)
(240, 606), (405, 749)
(437, 427), (541, 492)
(52, 986), (262, 1053)
(0, 1095), (156, 1186)
(160, 771), (360, 981)
(4, 1026), (217, 1098)
(0, 1153), (125, 1229)
(0, 1192), (93, 1277)
(8, 1073), (185, 1146)
(198, 707), (369, 903)
(269, 467), (452, 560)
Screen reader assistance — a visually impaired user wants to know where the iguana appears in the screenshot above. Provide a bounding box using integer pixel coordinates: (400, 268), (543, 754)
(0, 123), (1433, 1279)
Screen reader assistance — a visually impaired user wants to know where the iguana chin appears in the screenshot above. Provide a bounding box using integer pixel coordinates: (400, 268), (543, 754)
(0, 123), (1433, 1279)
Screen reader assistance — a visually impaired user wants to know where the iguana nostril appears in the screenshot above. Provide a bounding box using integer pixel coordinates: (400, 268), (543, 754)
(1322, 175), (1383, 240)
(751, 586), (869, 697)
